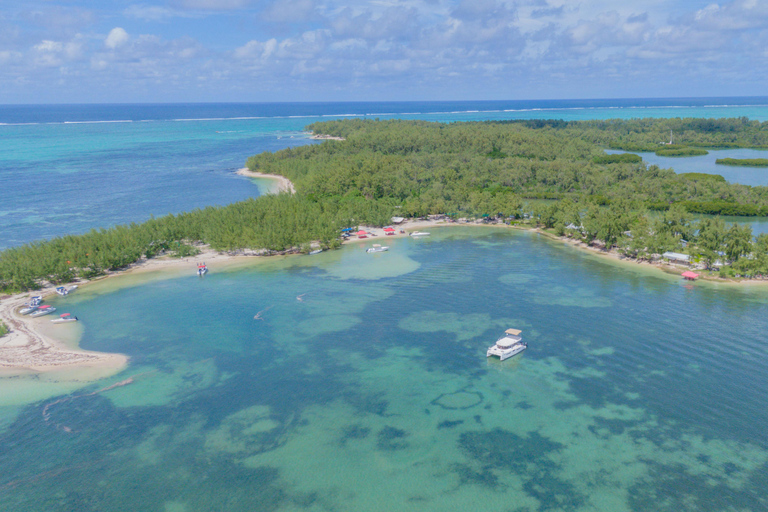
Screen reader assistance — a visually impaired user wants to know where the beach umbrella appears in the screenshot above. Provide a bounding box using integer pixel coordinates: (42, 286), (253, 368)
(383, 227), (395, 232)
(356, 230), (367, 235)
(341, 228), (353, 232)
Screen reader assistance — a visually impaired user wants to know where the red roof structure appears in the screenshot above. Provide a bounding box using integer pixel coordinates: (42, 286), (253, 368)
(383, 227), (395, 232)
(681, 271), (700, 280)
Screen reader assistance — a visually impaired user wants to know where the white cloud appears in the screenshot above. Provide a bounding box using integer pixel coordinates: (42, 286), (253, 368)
(105, 28), (130, 49)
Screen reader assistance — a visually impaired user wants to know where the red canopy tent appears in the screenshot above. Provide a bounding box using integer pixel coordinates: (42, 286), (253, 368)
(383, 227), (395, 235)
(681, 271), (700, 280)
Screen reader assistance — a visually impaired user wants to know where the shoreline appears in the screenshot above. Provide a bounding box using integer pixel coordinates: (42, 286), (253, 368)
(4, 173), (767, 375)
(0, 247), (259, 375)
(309, 134), (345, 141)
(237, 168), (296, 194)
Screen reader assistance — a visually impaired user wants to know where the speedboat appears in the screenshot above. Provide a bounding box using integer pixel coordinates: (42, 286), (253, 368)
(51, 313), (78, 324)
(56, 285), (77, 296)
(366, 244), (389, 253)
(308, 249), (323, 255)
(409, 231), (430, 237)
(487, 328), (527, 361)
(29, 305), (56, 318)
(20, 296), (43, 315)
(197, 263), (208, 276)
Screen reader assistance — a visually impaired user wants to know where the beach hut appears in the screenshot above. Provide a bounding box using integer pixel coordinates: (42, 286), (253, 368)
(681, 271), (699, 281)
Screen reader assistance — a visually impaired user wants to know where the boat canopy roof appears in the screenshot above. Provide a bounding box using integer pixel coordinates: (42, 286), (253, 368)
(505, 328), (522, 336)
(39, 305), (51, 309)
(60, 313), (70, 317)
(681, 271), (699, 279)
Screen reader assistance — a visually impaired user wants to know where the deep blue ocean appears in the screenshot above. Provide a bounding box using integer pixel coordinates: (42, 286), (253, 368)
(2, 98), (768, 249)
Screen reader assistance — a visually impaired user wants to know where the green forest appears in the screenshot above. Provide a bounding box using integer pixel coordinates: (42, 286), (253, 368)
(716, 158), (768, 167)
(3, 117), (768, 292)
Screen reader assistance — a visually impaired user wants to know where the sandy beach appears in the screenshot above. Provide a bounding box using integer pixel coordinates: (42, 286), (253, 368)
(309, 134), (345, 141)
(237, 168), (296, 194)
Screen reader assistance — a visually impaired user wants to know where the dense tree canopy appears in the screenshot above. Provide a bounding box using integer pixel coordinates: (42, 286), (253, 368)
(4, 117), (768, 292)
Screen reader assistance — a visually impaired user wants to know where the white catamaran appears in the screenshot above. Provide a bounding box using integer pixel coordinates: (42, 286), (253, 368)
(487, 328), (528, 361)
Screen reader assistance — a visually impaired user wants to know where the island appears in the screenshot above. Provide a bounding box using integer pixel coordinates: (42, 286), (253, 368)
(716, 158), (768, 167)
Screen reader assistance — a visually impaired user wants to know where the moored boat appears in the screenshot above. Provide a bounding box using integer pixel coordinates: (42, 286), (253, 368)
(366, 244), (389, 253)
(51, 313), (78, 324)
(19, 296), (43, 315)
(29, 305), (56, 318)
(409, 231), (430, 237)
(487, 328), (527, 361)
(197, 263), (208, 276)
(308, 249), (323, 255)
(56, 285), (78, 296)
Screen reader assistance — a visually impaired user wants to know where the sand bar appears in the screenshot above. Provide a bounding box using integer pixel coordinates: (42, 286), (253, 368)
(237, 168), (296, 194)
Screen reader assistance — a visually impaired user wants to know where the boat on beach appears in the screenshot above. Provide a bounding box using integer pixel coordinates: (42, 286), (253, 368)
(51, 313), (78, 324)
(487, 328), (527, 361)
(409, 231), (430, 237)
(19, 296), (43, 315)
(29, 305), (56, 318)
(366, 244), (389, 253)
(197, 263), (208, 276)
(56, 285), (78, 296)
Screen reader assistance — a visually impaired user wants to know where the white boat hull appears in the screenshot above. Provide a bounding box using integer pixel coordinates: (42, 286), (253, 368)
(51, 318), (77, 324)
(487, 343), (527, 361)
(29, 307), (56, 318)
(19, 306), (38, 315)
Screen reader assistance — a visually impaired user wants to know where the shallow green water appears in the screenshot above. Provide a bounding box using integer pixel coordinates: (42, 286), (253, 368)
(2, 228), (768, 511)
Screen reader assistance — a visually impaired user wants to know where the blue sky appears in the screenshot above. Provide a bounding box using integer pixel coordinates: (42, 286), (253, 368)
(1, 0), (767, 103)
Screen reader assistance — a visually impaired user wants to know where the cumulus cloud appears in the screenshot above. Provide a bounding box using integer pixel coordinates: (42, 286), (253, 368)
(105, 28), (130, 49)
(32, 38), (83, 67)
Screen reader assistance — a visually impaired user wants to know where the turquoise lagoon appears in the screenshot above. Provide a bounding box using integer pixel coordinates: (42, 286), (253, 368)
(2, 227), (768, 511)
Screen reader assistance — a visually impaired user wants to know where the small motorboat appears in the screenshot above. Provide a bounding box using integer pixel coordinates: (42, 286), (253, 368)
(19, 296), (43, 315)
(29, 305), (56, 318)
(409, 231), (430, 237)
(366, 244), (389, 253)
(308, 249), (323, 255)
(51, 313), (78, 324)
(197, 263), (208, 276)
(56, 285), (78, 296)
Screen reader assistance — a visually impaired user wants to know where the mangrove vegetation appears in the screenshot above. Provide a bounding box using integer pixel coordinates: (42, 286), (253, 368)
(716, 158), (768, 167)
